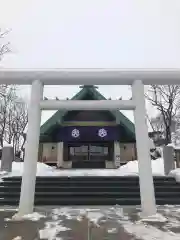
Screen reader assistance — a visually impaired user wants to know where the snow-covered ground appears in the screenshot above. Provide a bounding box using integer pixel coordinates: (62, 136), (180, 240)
(0, 158), (166, 177)
(4, 205), (180, 240)
(41, 205), (180, 240)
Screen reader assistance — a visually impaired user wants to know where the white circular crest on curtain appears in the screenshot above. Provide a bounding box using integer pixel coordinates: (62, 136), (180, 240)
(71, 128), (80, 138)
(98, 128), (107, 138)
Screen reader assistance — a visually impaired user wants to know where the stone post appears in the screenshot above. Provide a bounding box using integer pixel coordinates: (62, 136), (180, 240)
(163, 145), (175, 175)
(1, 145), (14, 172)
(57, 142), (64, 168)
(175, 149), (180, 168)
(114, 141), (121, 168)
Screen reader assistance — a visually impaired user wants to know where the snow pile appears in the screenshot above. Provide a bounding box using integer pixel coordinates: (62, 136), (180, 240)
(19, 212), (46, 221)
(0, 158), (165, 177)
(117, 161), (139, 176)
(0, 161), (55, 177)
(12, 237), (22, 240)
(86, 211), (104, 224)
(169, 168), (180, 182)
(167, 143), (180, 150)
(39, 220), (70, 239)
(138, 213), (167, 223)
(52, 158), (164, 176)
(117, 158), (164, 176)
(3, 143), (13, 147)
(7, 212), (46, 222)
(151, 158), (165, 175)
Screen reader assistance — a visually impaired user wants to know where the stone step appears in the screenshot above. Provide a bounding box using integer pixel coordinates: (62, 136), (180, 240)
(1, 185), (179, 192)
(0, 176), (180, 206)
(1, 191), (180, 197)
(2, 176), (176, 182)
(1, 179), (178, 186)
(0, 197), (180, 206)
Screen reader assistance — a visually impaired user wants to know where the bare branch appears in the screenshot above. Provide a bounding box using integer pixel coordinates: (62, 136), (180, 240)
(0, 84), (28, 153)
(0, 28), (11, 60)
(146, 85), (180, 144)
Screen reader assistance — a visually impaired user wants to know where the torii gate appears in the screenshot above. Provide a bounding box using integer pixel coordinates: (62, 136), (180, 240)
(0, 68), (179, 217)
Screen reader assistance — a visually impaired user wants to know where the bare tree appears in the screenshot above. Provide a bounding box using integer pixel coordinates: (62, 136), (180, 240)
(146, 113), (164, 133)
(0, 29), (28, 155)
(0, 87), (28, 151)
(0, 29), (10, 147)
(0, 29), (10, 61)
(10, 99), (28, 154)
(0, 29), (10, 99)
(146, 112), (169, 140)
(0, 85), (16, 147)
(146, 85), (180, 144)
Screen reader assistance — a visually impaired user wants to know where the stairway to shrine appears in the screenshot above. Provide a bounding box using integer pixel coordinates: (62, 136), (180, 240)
(0, 176), (180, 206)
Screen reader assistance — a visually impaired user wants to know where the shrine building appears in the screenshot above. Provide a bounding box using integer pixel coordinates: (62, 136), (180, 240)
(38, 85), (136, 168)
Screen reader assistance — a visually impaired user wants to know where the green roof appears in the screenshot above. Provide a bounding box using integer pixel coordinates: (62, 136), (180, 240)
(40, 85), (135, 138)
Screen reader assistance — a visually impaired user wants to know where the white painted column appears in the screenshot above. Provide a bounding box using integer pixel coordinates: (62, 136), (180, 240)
(18, 80), (43, 216)
(114, 141), (121, 168)
(57, 142), (64, 167)
(132, 80), (156, 217)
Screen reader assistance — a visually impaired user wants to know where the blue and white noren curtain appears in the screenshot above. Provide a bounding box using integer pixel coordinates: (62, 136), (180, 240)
(58, 126), (120, 142)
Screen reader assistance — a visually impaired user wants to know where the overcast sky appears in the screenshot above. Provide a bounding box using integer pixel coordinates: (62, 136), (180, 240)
(1, 0), (180, 125)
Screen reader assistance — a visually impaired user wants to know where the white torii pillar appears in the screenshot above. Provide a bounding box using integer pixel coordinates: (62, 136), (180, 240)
(18, 80), (43, 215)
(132, 80), (156, 217)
